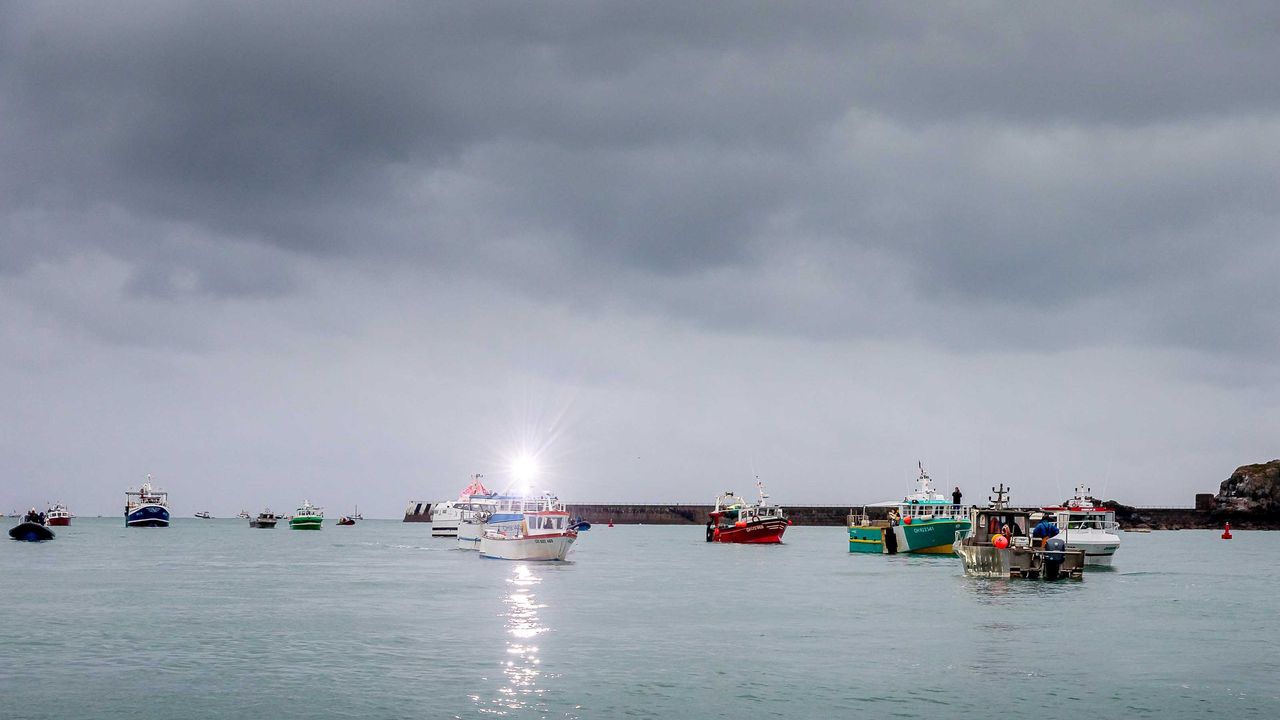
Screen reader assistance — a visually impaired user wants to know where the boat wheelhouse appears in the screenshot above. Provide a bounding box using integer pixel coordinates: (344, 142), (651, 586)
(1042, 484), (1121, 565)
(707, 481), (788, 544)
(848, 463), (970, 555)
(250, 509), (279, 528)
(955, 505), (1084, 579)
(478, 508), (577, 561)
(46, 504), (72, 527)
(125, 477), (171, 528)
(289, 501), (324, 530)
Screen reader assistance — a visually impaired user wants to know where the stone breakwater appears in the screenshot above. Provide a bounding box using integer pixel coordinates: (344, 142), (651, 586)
(564, 503), (1280, 529)
(400, 501), (1278, 529)
(404, 460), (1280, 529)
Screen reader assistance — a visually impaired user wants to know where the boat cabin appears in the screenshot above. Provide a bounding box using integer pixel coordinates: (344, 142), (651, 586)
(956, 507), (1084, 579)
(524, 511), (572, 536)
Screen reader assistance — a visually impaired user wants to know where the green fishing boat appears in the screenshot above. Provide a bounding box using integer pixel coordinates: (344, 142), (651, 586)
(848, 463), (971, 555)
(289, 500), (324, 529)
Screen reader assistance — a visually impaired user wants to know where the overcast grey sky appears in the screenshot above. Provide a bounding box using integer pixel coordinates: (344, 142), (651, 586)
(2, 2), (1277, 517)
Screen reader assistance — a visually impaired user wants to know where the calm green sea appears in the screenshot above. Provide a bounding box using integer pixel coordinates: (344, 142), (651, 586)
(2, 519), (1276, 718)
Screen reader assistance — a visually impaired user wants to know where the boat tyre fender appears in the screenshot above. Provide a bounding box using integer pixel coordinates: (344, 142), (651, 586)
(706, 521), (714, 542)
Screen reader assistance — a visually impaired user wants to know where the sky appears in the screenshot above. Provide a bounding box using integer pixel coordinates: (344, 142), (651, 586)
(2, 2), (1278, 517)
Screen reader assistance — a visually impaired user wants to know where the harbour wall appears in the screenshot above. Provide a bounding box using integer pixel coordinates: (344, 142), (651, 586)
(403, 500), (432, 522)
(564, 504), (878, 526)
(402, 500), (1279, 529)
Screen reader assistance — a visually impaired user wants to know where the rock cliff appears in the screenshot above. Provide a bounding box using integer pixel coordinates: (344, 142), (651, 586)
(1215, 460), (1280, 513)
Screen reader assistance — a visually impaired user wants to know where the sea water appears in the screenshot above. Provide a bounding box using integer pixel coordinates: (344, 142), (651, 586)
(2, 520), (1277, 719)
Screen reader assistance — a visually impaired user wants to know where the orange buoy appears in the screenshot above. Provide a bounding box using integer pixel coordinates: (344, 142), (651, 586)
(734, 520), (746, 528)
(1222, 521), (1232, 540)
(902, 516), (912, 525)
(992, 534), (1009, 549)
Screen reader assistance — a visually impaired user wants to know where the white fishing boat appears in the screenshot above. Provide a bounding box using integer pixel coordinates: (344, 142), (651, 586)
(461, 490), (566, 551)
(453, 475), (499, 550)
(478, 507), (577, 561)
(1041, 484), (1122, 565)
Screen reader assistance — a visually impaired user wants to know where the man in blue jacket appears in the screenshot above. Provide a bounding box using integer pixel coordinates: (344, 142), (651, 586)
(1031, 513), (1059, 546)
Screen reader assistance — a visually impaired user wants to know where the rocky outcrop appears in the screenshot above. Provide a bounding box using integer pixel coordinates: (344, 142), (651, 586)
(1215, 460), (1280, 514)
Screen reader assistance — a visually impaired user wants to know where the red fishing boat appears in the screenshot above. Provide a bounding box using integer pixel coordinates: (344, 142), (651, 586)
(706, 481), (788, 544)
(46, 504), (72, 527)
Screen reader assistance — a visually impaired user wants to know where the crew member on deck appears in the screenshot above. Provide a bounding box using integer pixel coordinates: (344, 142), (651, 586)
(1031, 513), (1060, 546)
(952, 486), (963, 506)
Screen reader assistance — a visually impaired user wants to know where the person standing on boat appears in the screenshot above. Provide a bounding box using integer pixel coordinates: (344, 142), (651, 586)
(952, 486), (962, 508)
(1031, 513), (1059, 546)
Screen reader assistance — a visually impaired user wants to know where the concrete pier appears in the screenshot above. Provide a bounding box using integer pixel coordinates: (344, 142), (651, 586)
(403, 500), (433, 522)
(401, 498), (1279, 529)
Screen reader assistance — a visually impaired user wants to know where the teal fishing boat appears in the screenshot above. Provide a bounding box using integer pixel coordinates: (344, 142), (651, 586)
(848, 463), (971, 555)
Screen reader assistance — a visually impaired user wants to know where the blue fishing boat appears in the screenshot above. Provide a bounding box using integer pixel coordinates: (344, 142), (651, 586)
(125, 477), (171, 528)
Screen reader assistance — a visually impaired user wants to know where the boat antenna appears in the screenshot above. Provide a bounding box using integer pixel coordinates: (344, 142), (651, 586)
(989, 483), (1009, 510)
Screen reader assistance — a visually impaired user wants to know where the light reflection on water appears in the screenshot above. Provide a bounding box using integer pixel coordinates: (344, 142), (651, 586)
(476, 563), (558, 717)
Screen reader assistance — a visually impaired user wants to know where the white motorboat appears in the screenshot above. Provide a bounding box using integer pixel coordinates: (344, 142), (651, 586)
(1042, 485), (1122, 565)
(430, 491), (470, 537)
(478, 507), (577, 562)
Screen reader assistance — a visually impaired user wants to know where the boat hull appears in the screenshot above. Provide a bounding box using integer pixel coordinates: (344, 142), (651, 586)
(850, 518), (971, 554)
(9, 522), (55, 542)
(290, 516), (323, 529)
(479, 533), (576, 561)
(126, 504), (170, 528)
(956, 541), (1085, 579)
(249, 519), (278, 528)
(46, 516), (71, 527)
(457, 520), (484, 550)
(1060, 533), (1121, 565)
(712, 518), (787, 544)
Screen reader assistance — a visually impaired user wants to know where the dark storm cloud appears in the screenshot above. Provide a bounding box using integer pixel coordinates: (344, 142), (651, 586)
(2, 1), (1279, 350)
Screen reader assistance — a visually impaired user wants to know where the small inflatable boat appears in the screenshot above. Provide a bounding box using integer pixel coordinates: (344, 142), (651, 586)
(9, 521), (55, 542)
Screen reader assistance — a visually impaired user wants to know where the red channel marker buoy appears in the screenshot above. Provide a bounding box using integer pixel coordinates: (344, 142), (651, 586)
(608, 519), (614, 528)
(1221, 522), (1232, 540)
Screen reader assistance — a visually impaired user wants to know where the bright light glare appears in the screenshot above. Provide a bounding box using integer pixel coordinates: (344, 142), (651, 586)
(511, 454), (539, 484)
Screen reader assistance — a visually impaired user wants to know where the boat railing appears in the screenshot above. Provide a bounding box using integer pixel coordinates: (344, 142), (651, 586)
(1062, 519), (1122, 533)
(898, 503), (969, 520)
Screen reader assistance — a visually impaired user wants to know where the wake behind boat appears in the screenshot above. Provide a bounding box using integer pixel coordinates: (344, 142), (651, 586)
(125, 477), (170, 528)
